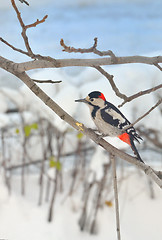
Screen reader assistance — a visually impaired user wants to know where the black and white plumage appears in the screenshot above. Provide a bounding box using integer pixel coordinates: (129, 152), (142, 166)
(75, 91), (143, 162)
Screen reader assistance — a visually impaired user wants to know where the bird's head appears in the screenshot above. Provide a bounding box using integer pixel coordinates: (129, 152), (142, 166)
(75, 91), (106, 108)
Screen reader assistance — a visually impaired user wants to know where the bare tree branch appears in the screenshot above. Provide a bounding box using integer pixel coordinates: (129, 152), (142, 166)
(153, 63), (162, 71)
(25, 15), (48, 30)
(60, 38), (117, 62)
(10, 0), (48, 59)
(94, 66), (128, 100)
(60, 38), (162, 71)
(0, 37), (29, 56)
(119, 84), (162, 107)
(11, 0), (34, 56)
(33, 79), (62, 84)
(122, 98), (162, 133)
(0, 39), (58, 64)
(131, 99), (162, 126)
(154, 170), (162, 179)
(94, 66), (162, 107)
(4, 56), (162, 72)
(18, 0), (29, 6)
(111, 154), (121, 240)
(0, 0), (161, 72)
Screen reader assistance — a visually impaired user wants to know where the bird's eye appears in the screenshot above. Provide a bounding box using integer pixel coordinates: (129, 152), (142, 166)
(90, 98), (94, 102)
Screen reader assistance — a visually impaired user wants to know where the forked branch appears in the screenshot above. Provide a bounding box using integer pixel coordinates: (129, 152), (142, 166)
(60, 39), (162, 107)
(94, 66), (128, 100)
(10, 0), (48, 58)
(60, 38), (117, 63)
(122, 98), (162, 132)
(119, 84), (162, 107)
(94, 66), (162, 107)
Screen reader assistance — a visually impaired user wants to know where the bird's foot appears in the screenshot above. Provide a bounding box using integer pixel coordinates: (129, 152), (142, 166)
(87, 128), (100, 134)
(87, 127), (98, 132)
(97, 133), (109, 139)
(87, 128), (109, 140)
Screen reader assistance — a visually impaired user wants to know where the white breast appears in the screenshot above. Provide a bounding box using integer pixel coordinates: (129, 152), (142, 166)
(93, 109), (122, 137)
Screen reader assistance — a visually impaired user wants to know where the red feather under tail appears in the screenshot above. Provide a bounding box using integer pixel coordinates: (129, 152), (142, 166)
(118, 133), (144, 163)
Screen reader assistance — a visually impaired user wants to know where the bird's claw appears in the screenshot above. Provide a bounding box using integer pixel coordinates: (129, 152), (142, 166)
(87, 128), (107, 139)
(87, 127), (99, 133)
(97, 133), (108, 140)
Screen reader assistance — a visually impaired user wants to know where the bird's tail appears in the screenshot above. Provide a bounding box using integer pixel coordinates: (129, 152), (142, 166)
(130, 137), (144, 163)
(118, 132), (144, 163)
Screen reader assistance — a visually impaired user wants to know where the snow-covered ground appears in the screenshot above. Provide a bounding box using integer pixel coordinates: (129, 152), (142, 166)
(0, 0), (162, 240)
(0, 170), (162, 240)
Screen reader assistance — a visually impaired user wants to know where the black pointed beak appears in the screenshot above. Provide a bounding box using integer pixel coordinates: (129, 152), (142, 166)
(75, 98), (88, 104)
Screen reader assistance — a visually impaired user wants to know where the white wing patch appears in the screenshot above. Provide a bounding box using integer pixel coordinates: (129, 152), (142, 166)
(105, 108), (126, 123)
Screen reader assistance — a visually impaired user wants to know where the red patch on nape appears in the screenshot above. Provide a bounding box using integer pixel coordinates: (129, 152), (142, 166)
(118, 133), (131, 145)
(99, 93), (106, 101)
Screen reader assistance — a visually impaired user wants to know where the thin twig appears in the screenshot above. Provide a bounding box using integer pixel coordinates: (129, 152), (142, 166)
(111, 154), (121, 240)
(119, 84), (162, 107)
(19, 0), (29, 6)
(25, 15), (48, 30)
(122, 98), (162, 133)
(33, 79), (62, 84)
(0, 37), (29, 56)
(131, 99), (162, 126)
(94, 66), (162, 107)
(0, 38), (57, 63)
(94, 66), (128, 100)
(154, 63), (162, 71)
(11, 0), (33, 56)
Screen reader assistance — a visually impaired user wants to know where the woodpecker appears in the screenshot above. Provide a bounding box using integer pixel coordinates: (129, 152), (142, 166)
(75, 91), (144, 162)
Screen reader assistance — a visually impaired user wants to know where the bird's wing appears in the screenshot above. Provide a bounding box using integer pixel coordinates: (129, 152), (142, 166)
(101, 102), (142, 142)
(101, 102), (130, 128)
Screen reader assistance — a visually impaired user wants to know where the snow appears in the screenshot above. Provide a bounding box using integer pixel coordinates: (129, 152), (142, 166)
(0, 171), (162, 240)
(89, 146), (110, 180)
(0, 113), (10, 127)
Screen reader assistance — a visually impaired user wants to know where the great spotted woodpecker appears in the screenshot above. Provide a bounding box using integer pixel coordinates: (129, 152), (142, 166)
(75, 91), (144, 162)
